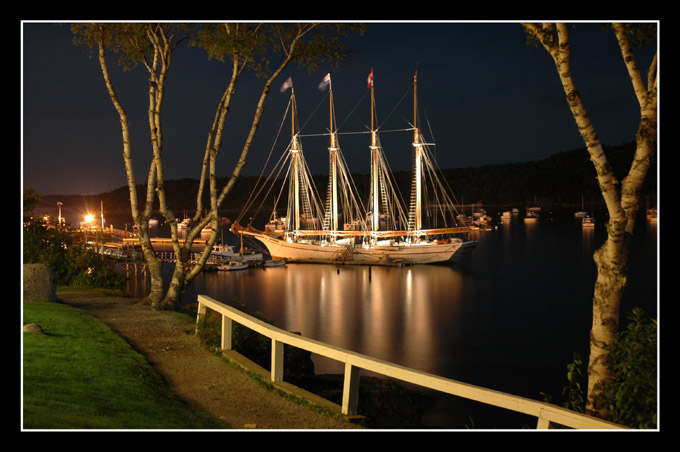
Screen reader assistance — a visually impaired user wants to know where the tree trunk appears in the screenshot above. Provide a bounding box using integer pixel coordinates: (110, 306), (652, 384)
(586, 24), (657, 418)
(544, 31), (630, 417)
(143, 24), (173, 310)
(522, 23), (656, 419)
(95, 28), (164, 305)
(160, 27), (308, 310)
(586, 225), (630, 416)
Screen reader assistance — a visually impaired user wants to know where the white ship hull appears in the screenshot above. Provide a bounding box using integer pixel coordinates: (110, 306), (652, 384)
(246, 230), (477, 265)
(351, 241), (462, 265)
(252, 233), (351, 264)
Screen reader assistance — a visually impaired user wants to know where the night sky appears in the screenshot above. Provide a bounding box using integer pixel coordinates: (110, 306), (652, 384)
(22, 21), (656, 196)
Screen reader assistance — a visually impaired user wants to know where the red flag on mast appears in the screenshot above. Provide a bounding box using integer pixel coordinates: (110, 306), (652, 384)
(367, 69), (374, 88)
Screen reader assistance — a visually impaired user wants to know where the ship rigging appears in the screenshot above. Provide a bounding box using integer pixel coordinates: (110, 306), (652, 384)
(232, 70), (477, 265)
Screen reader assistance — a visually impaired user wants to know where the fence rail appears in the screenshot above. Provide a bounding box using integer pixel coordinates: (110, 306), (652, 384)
(196, 294), (626, 430)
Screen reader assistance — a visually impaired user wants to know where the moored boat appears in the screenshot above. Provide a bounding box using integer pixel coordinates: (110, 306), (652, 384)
(575, 195), (588, 218)
(582, 215), (595, 227)
(646, 207), (657, 222)
(525, 206), (541, 219)
(218, 260), (249, 271)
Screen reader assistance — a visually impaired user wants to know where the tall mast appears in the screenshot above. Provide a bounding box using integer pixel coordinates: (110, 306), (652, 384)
(290, 89), (301, 232)
(100, 200), (105, 229)
(328, 76), (339, 233)
(412, 70), (422, 232)
(369, 69), (379, 232)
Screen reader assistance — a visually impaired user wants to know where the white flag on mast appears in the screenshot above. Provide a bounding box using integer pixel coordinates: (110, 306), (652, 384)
(280, 76), (293, 93)
(318, 73), (331, 91)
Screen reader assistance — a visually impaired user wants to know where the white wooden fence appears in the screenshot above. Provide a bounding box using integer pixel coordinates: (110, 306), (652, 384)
(196, 294), (626, 430)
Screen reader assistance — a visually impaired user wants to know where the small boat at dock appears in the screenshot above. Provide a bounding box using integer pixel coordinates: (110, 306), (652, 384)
(525, 206), (540, 219)
(575, 195), (588, 218)
(210, 243), (264, 265)
(581, 215), (595, 227)
(219, 261), (249, 271)
(646, 208), (657, 222)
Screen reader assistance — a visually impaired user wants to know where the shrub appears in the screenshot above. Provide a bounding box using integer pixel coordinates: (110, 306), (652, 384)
(599, 308), (657, 429)
(70, 247), (128, 290)
(23, 220), (127, 290)
(552, 308), (657, 429)
(23, 221), (76, 284)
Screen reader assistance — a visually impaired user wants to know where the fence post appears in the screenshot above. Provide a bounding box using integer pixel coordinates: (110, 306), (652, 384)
(536, 416), (552, 429)
(221, 315), (233, 351)
(342, 362), (361, 416)
(271, 339), (284, 382)
(195, 300), (207, 335)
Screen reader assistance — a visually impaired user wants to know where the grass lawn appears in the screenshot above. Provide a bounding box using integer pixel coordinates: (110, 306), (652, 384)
(22, 301), (227, 430)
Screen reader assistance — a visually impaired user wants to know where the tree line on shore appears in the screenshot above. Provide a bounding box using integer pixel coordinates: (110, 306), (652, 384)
(40, 141), (656, 214)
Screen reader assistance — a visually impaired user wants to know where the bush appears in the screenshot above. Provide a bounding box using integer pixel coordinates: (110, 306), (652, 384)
(552, 308), (657, 429)
(23, 221), (75, 284)
(70, 248), (128, 290)
(23, 220), (127, 290)
(599, 308), (657, 429)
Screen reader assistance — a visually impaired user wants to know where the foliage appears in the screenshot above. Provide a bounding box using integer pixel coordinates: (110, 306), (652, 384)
(562, 352), (586, 413)
(552, 309), (657, 428)
(598, 308), (658, 429)
(23, 220), (76, 285)
(191, 23), (366, 77)
(23, 187), (41, 217)
(69, 248), (129, 290)
(23, 301), (225, 429)
(601, 23), (657, 48)
(71, 23), (194, 71)
(23, 219), (127, 290)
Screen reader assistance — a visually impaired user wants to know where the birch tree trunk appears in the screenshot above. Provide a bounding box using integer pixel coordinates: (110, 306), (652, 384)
(159, 24), (320, 310)
(140, 24), (183, 310)
(522, 23), (656, 419)
(92, 25), (165, 305)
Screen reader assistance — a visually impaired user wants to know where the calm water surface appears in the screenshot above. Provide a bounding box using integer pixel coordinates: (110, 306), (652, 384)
(121, 209), (657, 427)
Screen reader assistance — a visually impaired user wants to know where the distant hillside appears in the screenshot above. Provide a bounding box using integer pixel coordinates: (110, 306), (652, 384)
(439, 141), (657, 207)
(38, 141), (656, 214)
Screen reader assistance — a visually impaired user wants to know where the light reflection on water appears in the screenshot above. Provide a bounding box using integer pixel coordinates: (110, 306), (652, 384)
(193, 263), (465, 376)
(119, 210), (656, 400)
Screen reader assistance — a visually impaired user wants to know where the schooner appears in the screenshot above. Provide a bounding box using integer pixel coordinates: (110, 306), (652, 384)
(231, 71), (477, 265)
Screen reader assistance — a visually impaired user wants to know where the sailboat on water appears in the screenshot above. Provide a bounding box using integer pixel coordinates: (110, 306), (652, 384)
(231, 71), (477, 265)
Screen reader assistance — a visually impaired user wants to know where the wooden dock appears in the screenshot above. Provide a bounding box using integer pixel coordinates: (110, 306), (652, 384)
(122, 237), (207, 247)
